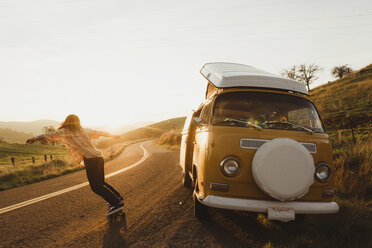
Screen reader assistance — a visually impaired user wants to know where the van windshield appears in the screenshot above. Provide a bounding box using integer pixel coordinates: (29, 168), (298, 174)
(212, 91), (325, 133)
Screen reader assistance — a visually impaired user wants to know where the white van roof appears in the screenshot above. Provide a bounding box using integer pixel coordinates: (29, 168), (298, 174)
(200, 62), (308, 95)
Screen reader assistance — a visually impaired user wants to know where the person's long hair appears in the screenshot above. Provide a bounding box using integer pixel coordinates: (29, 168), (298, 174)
(58, 114), (82, 132)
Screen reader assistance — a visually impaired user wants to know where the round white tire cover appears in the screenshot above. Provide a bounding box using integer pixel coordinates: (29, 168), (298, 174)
(252, 138), (315, 201)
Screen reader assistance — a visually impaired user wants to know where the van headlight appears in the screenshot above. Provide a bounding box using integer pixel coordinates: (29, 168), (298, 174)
(220, 157), (240, 177)
(315, 163), (331, 182)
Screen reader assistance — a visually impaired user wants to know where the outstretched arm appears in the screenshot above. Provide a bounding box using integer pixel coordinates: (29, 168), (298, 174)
(26, 135), (46, 144)
(89, 130), (120, 139)
(26, 129), (63, 144)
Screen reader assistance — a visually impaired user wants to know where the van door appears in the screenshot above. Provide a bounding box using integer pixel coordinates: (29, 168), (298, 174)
(180, 111), (196, 172)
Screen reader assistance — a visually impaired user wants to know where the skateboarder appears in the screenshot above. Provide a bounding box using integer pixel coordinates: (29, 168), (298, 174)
(26, 114), (124, 215)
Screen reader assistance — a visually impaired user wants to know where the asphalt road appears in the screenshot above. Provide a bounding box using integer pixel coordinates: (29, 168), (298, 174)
(0, 140), (261, 248)
(1, 141), (362, 248)
(0, 141), (176, 247)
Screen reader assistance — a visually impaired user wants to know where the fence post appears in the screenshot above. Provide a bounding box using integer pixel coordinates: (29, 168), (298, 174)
(32, 157), (35, 164)
(44, 155), (47, 162)
(11, 157), (15, 166)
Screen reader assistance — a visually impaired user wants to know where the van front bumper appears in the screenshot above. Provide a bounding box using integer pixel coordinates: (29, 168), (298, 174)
(199, 195), (339, 214)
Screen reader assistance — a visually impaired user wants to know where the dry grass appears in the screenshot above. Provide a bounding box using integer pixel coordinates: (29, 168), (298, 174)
(330, 131), (372, 201)
(253, 199), (372, 248)
(310, 64), (372, 130)
(0, 159), (82, 190)
(155, 129), (182, 150)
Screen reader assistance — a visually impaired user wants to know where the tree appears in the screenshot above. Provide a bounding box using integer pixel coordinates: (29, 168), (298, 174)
(331, 65), (353, 79)
(281, 63), (321, 92)
(280, 65), (297, 80)
(43, 126), (55, 134)
(41, 126), (56, 145)
(297, 64), (321, 92)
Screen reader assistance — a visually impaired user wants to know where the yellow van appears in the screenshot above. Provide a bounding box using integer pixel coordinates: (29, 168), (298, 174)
(180, 62), (339, 222)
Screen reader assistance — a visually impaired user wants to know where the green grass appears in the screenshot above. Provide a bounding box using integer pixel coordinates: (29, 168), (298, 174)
(0, 143), (70, 167)
(0, 140), (137, 191)
(0, 143), (73, 190)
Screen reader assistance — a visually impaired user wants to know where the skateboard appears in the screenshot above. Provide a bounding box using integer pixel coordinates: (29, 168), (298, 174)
(107, 209), (126, 223)
(107, 204), (126, 223)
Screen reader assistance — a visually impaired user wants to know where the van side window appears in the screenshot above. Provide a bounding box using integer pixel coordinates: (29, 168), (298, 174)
(200, 101), (212, 124)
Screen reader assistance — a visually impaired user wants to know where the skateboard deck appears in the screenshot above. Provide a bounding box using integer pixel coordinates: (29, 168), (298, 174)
(107, 203), (126, 223)
(107, 209), (125, 223)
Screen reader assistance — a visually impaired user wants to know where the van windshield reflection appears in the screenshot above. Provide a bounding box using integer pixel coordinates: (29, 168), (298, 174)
(212, 91), (324, 133)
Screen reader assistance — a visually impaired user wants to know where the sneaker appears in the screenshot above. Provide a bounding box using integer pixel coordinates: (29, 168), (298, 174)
(106, 202), (124, 216)
(107, 197), (124, 209)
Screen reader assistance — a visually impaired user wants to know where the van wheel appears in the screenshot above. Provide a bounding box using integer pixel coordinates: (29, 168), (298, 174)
(295, 214), (306, 222)
(182, 170), (192, 188)
(193, 180), (208, 219)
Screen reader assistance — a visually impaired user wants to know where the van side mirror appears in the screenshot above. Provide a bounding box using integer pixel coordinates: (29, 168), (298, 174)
(192, 117), (205, 127)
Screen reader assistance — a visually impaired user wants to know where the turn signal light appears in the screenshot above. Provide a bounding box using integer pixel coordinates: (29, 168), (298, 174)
(322, 189), (335, 198)
(210, 182), (229, 192)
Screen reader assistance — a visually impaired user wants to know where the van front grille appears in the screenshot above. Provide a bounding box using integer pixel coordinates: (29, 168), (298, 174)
(240, 138), (317, 153)
(240, 139), (267, 149)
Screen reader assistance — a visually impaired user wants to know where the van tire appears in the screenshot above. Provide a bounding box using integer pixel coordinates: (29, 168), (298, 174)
(193, 180), (208, 219)
(295, 214), (306, 222)
(193, 192), (207, 219)
(182, 170), (192, 188)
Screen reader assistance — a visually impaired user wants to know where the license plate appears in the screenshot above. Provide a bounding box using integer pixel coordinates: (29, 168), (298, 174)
(268, 207), (295, 222)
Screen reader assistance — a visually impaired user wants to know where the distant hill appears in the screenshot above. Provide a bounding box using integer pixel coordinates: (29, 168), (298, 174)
(120, 117), (186, 141)
(0, 119), (155, 143)
(310, 64), (372, 130)
(120, 117), (186, 140)
(0, 120), (59, 135)
(0, 128), (34, 144)
(96, 117), (186, 148)
(147, 117), (186, 130)
(89, 121), (154, 135)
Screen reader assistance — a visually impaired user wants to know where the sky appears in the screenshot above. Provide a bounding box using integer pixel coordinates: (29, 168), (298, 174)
(0, 0), (371, 128)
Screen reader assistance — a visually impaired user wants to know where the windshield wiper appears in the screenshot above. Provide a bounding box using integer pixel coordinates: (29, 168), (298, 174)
(280, 121), (314, 134)
(223, 118), (262, 130)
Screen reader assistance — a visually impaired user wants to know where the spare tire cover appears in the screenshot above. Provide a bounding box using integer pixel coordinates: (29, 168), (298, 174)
(252, 138), (315, 201)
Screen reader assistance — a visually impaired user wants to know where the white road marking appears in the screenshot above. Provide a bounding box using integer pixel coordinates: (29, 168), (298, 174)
(0, 142), (149, 215)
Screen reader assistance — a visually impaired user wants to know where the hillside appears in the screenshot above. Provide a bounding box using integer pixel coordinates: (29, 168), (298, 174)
(96, 116), (186, 149)
(0, 128), (34, 144)
(310, 64), (372, 129)
(0, 120), (59, 135)
(0, 119), (155, 143)
(121, 116), (186, 140)
(147, 116), (186, 130)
